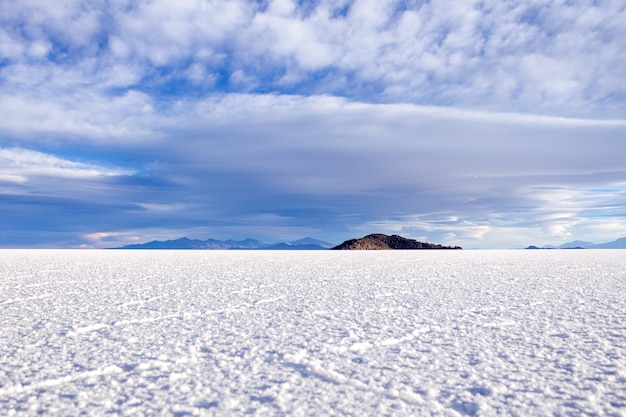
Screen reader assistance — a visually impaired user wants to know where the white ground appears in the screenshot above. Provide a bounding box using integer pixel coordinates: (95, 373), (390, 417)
(0, 250), (625, 416)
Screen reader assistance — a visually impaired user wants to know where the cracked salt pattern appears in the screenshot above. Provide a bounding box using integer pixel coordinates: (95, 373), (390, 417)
(0, 250), (625, 416)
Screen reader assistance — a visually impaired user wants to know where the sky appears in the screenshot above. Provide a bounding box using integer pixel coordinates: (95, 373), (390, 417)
(1, 0), (626, 249)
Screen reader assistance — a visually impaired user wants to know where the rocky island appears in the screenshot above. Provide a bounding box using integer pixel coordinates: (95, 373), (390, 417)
(332, 234), (462, 250)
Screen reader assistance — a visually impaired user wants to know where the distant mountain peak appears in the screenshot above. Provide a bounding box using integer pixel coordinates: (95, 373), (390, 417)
(332, 234), (462, 250)
(289, 237), (335, 248)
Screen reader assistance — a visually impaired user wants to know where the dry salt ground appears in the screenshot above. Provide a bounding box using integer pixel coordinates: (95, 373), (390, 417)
(1, 250), (625, 416)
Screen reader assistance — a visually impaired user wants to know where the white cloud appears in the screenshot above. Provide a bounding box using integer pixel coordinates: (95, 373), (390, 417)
(0, 148), (132, 180)
(111, 0), (252, 66)
(185, 63), (216, 86)
(0, 174), (27, 184)
(0, 0), (106, 53)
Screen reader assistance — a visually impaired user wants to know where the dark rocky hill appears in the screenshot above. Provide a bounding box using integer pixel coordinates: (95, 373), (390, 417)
(332, 234), (462, 250)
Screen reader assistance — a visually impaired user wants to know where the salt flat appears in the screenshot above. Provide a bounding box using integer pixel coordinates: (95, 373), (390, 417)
(0, 250), (625, 416)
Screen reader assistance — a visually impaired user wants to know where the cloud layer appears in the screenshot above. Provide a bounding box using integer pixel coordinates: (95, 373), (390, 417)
(3, 0), (626, 117)
(1, 0), (626, 248)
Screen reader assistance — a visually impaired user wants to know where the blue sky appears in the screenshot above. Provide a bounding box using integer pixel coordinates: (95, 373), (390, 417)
(1, 0), (626, 248)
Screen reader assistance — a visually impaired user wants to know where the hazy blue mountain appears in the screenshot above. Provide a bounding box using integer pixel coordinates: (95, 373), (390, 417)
(117, 237), (334, 250)
(288, 237), (335, 248)
(265, 242), (333, 250)
(557, 240), (596, 249)
(593, 237), (626, 249)
(224, 239), (269, 249)
(527, 237), (626, 249)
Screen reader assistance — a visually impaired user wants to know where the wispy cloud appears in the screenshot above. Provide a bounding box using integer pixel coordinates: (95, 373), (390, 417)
(0, 147), (131, 182)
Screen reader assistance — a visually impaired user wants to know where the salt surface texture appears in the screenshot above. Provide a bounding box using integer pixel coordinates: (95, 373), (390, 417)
(0, 250), (625, 416)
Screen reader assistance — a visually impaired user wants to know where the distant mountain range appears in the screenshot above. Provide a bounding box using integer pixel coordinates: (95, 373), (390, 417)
(526, 237), (626, 249)
(332, 234), (462, 250)
(116, 237), (335, 250)
(115, 234), (463, 250)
